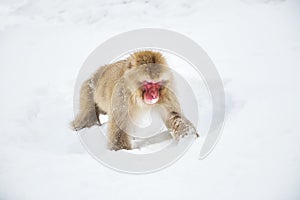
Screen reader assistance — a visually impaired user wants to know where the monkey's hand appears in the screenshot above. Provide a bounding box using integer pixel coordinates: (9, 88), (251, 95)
(172, 118), (199, 141)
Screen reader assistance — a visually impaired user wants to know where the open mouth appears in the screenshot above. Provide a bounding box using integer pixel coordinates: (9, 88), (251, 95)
(142, 81), (161, 105)
(144, 95), (159, 104)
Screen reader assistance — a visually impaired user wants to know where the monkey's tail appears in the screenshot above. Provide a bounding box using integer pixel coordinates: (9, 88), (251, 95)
(70, 78), (99, 131)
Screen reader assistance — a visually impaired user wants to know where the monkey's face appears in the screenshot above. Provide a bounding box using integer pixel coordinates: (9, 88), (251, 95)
(124, 63), (172, 105)
(142, 81), (162, 104)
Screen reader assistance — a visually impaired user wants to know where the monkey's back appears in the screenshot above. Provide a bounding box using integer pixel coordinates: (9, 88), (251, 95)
(93, 60), (128, 113)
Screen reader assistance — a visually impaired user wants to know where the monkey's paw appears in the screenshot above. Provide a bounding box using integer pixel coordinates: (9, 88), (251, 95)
(173, 119), (199, 141)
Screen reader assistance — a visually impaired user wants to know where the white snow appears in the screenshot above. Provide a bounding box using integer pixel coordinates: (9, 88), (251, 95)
(0, 0), (300, 200)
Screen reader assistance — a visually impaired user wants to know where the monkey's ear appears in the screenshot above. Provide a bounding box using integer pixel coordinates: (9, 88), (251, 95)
(128, 62), (133, 69)
(128, 58), (137, 69)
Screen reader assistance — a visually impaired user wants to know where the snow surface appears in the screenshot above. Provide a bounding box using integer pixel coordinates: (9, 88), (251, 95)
(0, 0), (300, 199)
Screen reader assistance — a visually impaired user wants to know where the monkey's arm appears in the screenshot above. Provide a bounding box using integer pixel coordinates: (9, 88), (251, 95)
(108, 80), (132, 150)
(161, 88), (199, 140)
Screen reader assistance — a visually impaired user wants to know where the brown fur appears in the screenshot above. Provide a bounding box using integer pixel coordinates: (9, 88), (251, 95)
(71, 50), (198, 150)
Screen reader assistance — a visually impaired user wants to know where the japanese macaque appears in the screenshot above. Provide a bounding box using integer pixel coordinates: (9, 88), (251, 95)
(71, 50), (198, 150)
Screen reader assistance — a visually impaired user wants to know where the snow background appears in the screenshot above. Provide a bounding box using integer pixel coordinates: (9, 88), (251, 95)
(0, 0), (300, 199)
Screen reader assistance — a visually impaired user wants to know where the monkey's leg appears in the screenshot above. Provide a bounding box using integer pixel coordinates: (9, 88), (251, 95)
(108, 118), (131, 151)
(161, 89), (199, 140)
(71, 79), (99, 131)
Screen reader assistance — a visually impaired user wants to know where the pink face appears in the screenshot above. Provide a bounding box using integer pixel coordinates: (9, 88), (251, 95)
(142, 81), (162, 105)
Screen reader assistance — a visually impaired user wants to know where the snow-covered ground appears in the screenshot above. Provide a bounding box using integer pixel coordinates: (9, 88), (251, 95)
(1, 0), (300, 199)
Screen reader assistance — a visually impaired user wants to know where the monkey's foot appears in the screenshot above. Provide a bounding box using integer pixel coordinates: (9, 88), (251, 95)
(110, 144), (132, 151)
(109, 139), (132, 151)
